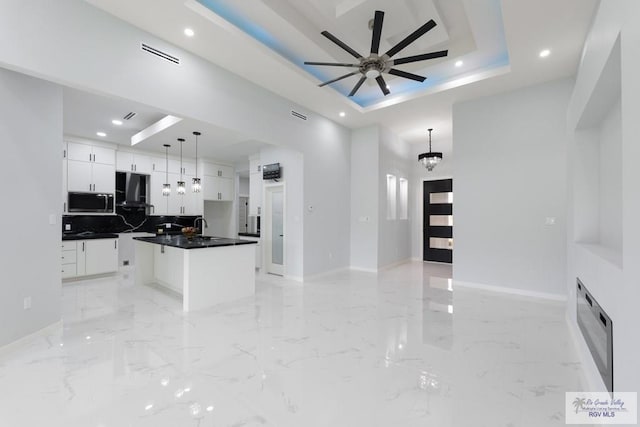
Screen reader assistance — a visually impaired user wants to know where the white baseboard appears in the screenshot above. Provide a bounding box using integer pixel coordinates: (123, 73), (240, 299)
(349, 266), (378, 274)
(455, 280), (567, 302)
(0, 320), (63, 355)
(378, 258), (411, 271)
(565, 312), (608, 392)
(302, 267), (349, 282)
(284, 274), (304, 283)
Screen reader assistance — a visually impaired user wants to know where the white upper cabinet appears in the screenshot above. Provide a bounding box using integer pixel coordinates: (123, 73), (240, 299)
(203, 175), (234, 201)
(66, 141), (115, 194)
(203, 162), (233, 179)
(67, 142), (115, 165)
(116, 151), (153, 174)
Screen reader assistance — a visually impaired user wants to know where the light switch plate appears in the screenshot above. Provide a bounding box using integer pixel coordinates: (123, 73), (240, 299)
(49, 214), (56, 225)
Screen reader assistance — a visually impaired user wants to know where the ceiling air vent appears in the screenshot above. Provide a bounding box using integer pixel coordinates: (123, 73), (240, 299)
(291, 110), (308, 121)
(140, 43), (181, 65)
(123, 112), (137, 120)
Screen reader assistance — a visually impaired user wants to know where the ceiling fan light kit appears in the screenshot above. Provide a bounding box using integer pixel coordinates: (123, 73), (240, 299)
(305, 10), (448, 97)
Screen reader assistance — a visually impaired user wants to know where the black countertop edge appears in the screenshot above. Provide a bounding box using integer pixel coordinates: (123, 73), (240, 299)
(134, 235), (258, 250)
(238, 232), (260, 238)
(62, 233), (119, 241)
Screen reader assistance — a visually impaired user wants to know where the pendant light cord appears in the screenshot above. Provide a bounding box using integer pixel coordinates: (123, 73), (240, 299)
(428, 128), (433, 152)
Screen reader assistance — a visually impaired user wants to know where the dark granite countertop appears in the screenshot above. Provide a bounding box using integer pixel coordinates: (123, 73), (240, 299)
(134, 235), (257, 250)
(62, 232), (119, 241)
(238, 232), (260, 238)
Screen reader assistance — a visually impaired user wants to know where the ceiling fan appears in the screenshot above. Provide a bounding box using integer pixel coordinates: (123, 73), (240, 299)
(305, 10), (448, 97)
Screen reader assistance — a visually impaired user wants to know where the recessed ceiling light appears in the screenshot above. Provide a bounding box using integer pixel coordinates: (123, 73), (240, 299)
(112, 119), (123, 126)
(339, 112), (346, 117)
(184, 28), (195, 37)
(455, 60), (463, 67)
(386, 84), (391, 90)
(96, 132), (106, 137)
(539, 49), (551, 58)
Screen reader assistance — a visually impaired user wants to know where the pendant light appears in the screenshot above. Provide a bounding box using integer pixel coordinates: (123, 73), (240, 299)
(177, 138), (186, 195)
(192, 131), (202, 193)
(418, 128), (442, 172)
(162, 144), (171, 196)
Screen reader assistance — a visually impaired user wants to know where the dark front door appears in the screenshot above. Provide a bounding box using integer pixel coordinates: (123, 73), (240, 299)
(423, 179), (453, 263)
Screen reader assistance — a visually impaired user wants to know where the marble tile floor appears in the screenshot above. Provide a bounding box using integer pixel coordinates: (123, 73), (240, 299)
(0, 262), (591, 427)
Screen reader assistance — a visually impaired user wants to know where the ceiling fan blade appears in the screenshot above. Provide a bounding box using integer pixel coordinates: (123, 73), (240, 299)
(370, 10), (385, 54)
(319, 72), (358, 87)
(384, 19), (437, 58)
(348, 76), (367, 97)
(387, 68), (426, 82)
(375, 75), (390, 96)
(305, 61), (360, 68)
(392, 50), (448, 65)
(321, 31), (364, 59)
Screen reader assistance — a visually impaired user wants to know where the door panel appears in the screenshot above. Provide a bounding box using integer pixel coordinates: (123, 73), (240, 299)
(423, 179), (453, 263)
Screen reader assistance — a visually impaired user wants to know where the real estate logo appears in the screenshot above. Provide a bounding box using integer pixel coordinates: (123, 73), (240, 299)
(566, 392), (637, 424)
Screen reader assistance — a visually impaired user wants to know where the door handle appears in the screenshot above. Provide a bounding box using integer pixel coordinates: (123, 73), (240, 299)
(279, 234), (284, 237)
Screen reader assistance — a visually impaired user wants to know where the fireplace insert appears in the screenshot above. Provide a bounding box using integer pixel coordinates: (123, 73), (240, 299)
(577, 278), (613, 392)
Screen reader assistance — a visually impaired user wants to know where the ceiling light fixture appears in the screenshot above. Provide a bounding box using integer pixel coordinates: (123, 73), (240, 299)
(455, 60), (463, 67)
(112, 119), (123, 126)
(177, 138), (186, 195)
(162, 144), (171, 196)
(192, 132), (202, 193)
(418, 128), (442, 172)
(339, 112), (346, 117)
(184, 28), (195, 37)
(539, 49), (551, 58)
(96, 132), (106, 137)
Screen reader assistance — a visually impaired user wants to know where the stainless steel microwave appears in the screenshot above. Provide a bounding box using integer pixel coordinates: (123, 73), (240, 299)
(68, 192), (114, 213)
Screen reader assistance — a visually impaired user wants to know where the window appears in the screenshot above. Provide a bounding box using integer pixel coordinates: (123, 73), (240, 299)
(399, 178), (408, 220)
(386, 174), (397, 220)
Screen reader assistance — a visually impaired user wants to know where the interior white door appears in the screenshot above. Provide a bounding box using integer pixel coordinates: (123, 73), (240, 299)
(265, 185), (284, 276)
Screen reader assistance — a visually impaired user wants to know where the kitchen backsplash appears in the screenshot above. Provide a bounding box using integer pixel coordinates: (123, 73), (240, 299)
(62, 211), (200, 235)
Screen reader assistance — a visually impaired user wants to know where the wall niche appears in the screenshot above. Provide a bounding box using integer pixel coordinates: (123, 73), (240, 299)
(573, 36), (622, 267)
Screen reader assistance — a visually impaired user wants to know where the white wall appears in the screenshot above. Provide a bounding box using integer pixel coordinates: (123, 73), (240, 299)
(259, 146), (304, 280)
(566, 0), (640, 393)
(350, 127), (379, 271)
(0, 68), (62, 346)
(453, 78), (572, 297)
(378, 126), (411, 268)
(598, 99), (622, 252)
(238, 177), (249, 196)
(0, 0), (350, 280)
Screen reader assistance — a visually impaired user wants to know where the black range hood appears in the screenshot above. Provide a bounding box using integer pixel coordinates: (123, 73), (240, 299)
(116, 172), (153, 209)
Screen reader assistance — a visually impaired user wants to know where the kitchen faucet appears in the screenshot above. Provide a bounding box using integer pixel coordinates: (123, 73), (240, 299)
(193, 217), (208, 235)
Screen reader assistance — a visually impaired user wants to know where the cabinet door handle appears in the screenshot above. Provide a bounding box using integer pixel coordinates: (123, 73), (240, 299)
(115, 240), (117, 249)
(82, 242), (85, 251)
(89, 153), (92, 161)
(131, 164), (134, 171)
(134, 164), (137, 172)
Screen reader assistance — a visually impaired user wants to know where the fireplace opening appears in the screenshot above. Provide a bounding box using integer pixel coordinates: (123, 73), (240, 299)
(577, 278), (613, 392)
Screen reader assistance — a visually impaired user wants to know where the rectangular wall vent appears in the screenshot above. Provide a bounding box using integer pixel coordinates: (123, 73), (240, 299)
(291, 110), (308, 121)
(140, 43), (181, 65)
(123, 112), (137, 120)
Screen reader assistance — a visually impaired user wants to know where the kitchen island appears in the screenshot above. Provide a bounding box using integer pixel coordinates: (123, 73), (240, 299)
(134, 235), (256, 311)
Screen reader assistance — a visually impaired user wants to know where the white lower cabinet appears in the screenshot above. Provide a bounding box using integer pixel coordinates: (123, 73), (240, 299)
(153, 244), (183, 294)
(62, 238), (118, 279)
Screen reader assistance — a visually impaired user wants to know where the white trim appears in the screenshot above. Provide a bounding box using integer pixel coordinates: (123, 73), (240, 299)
(378, 258), (412, 271)
(0, 320), (63, 354)
(284, 274), (304, 282)
(565, 313), (608, 392)
(349, 266), (378, 273)
(303, 267), (349, 282)
(455, 280), (567, 301)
